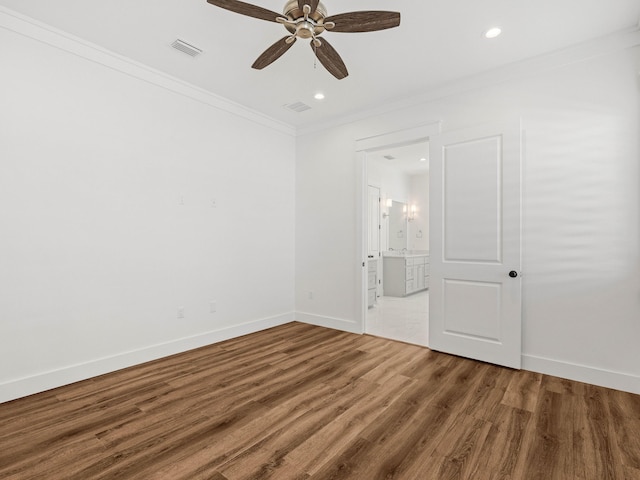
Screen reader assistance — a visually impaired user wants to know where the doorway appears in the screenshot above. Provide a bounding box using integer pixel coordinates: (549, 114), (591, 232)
(364, 140), (430, 346)
(357, 120), (522, 369)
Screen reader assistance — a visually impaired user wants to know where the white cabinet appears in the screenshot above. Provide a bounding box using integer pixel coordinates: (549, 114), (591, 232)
(368, 260), (377, 308)
(383, 255), (429, 297)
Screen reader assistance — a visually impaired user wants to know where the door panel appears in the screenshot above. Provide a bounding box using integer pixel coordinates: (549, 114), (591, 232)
(430, 121), (522, 369)
(443, 279), (501, 342)
(444, 136), (502, 263)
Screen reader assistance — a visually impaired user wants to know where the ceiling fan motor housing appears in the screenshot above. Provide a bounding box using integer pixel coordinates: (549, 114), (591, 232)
(282, 0), (328, 37)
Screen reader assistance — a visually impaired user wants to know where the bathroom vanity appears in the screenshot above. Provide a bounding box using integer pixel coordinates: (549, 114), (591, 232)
(383, 252), (429, 297)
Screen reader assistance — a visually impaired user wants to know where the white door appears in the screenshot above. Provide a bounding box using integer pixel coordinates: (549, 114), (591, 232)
(429, 121), (522, 369)
(367, 186), (381, 259)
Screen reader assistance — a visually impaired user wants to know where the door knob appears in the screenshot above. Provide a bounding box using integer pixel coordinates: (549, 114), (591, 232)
(509, 271), (518, 278)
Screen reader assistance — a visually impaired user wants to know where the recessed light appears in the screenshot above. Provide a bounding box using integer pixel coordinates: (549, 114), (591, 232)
(420, 158), (427, 162)
(314, 92), (325, 100)
(484, 27), (502, 39)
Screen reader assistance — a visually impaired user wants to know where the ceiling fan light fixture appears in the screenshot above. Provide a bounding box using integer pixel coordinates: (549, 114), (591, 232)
(484, 27), (502, 39)
(205, 0), (400, 79)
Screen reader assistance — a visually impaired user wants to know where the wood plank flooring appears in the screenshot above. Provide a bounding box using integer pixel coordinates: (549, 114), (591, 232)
(1, 322), (639, 479)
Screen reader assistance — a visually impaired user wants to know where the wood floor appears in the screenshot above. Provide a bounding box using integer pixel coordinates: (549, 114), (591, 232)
(1, 322), (639, 480)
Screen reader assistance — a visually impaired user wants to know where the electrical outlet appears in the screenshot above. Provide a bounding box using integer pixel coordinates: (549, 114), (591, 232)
(177, 307), (185, 319)
(210, 301), (217, 313)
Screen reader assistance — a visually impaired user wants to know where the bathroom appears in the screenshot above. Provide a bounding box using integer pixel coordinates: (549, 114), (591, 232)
(365, 141), (430, 346)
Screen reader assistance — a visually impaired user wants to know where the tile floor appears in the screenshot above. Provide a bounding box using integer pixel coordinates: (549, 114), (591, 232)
(365, 290), (429, 346)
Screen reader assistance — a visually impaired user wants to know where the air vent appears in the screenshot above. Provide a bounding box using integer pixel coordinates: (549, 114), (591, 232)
(171, 39), (203, 57)
(383, 155), (396, 160)
(284, 101), (312, 113)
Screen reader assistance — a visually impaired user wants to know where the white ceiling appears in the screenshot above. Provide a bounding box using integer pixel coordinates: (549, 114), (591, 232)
(2, 0), (639, 130)
(369, 141), (430, 175)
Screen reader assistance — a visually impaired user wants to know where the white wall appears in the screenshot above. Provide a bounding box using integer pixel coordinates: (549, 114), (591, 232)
(408, 173), (429, 251)
(0, 13), (296, 402)
(295, 39), (640, 393)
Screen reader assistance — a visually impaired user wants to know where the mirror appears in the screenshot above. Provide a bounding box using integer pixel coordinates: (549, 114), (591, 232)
(388, 200), (407, 251)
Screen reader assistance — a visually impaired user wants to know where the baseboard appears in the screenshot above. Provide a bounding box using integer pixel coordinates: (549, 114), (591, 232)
(522, 354), (640, 395)
(295, 312), (363, 335)
(0, 313), (294, 404)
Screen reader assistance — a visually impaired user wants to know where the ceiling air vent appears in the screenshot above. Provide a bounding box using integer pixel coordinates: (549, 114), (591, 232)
(171, 39), (203, 57)
(284, 101), (312, 113)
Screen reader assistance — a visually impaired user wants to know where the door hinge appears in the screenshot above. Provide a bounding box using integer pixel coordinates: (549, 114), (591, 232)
(362, 262), (365, 267)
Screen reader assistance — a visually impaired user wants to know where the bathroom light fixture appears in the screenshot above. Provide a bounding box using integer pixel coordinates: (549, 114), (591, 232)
(382, 198), (393, 218)
(408, 204), (417, 222)
(484, 27), (502, 39)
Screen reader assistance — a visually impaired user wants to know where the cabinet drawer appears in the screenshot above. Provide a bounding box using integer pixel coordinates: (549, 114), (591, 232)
(368, 272), (377, 285)
(368, 260), (377, 272)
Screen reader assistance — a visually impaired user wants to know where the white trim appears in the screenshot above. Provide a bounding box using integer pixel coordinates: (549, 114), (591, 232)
(0, 313), (294, 404)
(0, 6), (296, 137)
(355, 123), (442, 152)
(295, 312), (363, 335)
(523, 354), (640, 395)
(298, 26), (640, 137)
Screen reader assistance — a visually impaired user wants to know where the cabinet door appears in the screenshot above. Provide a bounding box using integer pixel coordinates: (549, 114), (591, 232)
(405, 262), (414, 280)
(405, 280), (414, 295)
(416, 264), (425, 290)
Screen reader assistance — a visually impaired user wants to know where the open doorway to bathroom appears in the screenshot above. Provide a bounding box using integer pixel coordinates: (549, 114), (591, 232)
(365, 140), (430, 346)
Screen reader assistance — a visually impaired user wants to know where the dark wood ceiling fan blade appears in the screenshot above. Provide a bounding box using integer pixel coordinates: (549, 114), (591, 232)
(252, 37), (296, 69)
(324, 11), (400, 32)
(206, 0), (281, 22)
(311, 38), (348, 80)
(297, 0), (320, 14)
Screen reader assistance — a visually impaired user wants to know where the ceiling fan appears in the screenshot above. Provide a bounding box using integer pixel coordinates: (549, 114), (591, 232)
(205, 0), (401, 79)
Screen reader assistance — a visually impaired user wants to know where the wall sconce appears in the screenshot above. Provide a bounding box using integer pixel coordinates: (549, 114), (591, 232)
(408, 204), (417, 222)
(382, 198), (393, 219)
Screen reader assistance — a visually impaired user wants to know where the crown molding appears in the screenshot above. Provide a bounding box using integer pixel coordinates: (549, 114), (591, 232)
(0, 6), (296, 137)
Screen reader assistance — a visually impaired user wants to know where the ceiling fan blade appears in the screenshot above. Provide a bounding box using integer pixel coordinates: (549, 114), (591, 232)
(206, 0), (281, 23)
(252, 36), (296, 70)
(311, 38), (348, 80)
(297, 0), (320, 14)
(324, 11), (401, 33)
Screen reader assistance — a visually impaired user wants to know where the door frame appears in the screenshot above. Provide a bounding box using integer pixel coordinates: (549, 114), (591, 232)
(356, 123), (441, 336)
